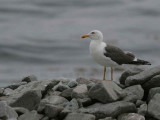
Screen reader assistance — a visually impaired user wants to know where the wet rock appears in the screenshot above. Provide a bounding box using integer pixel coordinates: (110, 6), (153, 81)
(119, 68), (143, 85)
(79, 101), (136, 119)
(123, 85), (144, 100)
(71, 84), (88, 99)
(118, 113), (145, 120)
(18, 110), (43, 120)
(122, 95), (138, 103)
(88, 81), (124, 103)
(68, 81), (78, 88)
(138, 104), (147, 116)
(5, 82), (27, 90)
(87, 82), (96, 90)
(143, 75), (160, 91)
(147, 87), (160, 102)
(147, 93), (160, 120)
(13, 107), (29, 115)
(64, 113), (95, 120)
(0, 101), (18, 120)
(22, 75), (37, 83)
(76, 77), (91, 85)
(136, 100), (146, 107)
(45, 104), (63, 118)
(60, 88), (73, 99)
(125, 65), (160, 86)
(38, 95), (68, 112)
(10, 90), (42, 110)
(99, 117), (116, 120)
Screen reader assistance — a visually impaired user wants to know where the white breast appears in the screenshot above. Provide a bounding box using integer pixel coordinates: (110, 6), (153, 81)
(89, 41), (118, 67)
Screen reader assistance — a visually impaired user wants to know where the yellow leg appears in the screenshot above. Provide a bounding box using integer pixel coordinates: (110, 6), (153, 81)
(111, 67), (113, 81)
(103, 67), (106, 80)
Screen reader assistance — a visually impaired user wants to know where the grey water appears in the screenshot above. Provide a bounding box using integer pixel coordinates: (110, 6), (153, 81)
(0, 0), (160, 87)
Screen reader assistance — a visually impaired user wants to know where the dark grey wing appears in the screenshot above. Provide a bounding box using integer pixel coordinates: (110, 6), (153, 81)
(104, 45), (135, 65)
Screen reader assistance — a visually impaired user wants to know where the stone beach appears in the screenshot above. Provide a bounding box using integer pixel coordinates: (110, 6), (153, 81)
(0, 66), (160, 120)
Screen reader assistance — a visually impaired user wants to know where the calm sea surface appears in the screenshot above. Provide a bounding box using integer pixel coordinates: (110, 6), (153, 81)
(0, 0), (160, 86)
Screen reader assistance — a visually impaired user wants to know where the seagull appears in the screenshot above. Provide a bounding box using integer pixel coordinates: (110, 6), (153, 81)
(81, 30), (151, 81)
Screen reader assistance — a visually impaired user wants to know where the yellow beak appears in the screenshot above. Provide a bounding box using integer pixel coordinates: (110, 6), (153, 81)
(81, 34), (89, 39)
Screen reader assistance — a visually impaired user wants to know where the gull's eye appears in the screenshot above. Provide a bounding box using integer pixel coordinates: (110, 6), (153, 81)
(91, 32), (95, 34)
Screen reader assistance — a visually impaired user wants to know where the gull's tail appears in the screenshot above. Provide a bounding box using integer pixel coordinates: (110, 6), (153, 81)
(129, 59), (151, 65)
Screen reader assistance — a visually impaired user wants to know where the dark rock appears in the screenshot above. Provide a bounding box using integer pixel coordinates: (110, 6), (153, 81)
(136, 100), (146, 107)
(79, 101), (136, 119)
(143, 75), (160, 91)
(60, 88), (73, 99)
(119, 68), (143, 85)
(18, 110), (43, 120)
(147, 93), (160, 120)
(64, 113), (95, 120)
(0, 101), (18, 120)
(122, 95), (139, 103)
(123, 85), (144, 100)
(88, 81), (124, 103)
(45, 104), (63, 118)
(41, 116), (49, 120)
(0, 88), (4, 96)
(76, 77), (92, 85)
(77, 98), (92, 107)
(56, 84), (69, 92)
(147, 87), (160, 102)
(38, 95), (68, 112)
(22, 75), (37, 83)
(10, 90), (42, 110)
(13, 107), (29, 115)
(87, 82), (96, 91)
(99, 117), (116, 120)
(118, 113), (145, 120)
(68, 81), (78, 88)
(71, 84), (88, 99)
(138, 104), (147, 116)
(125, 65), (160, 86)
(5, 82), (27, 90)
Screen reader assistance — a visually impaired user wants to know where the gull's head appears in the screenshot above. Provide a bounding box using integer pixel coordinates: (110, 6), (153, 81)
(81, 30), (103, 41)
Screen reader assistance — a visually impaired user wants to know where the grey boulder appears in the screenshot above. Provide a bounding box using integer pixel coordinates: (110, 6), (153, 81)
(67, 81), (78, 88)
(125, 65), (160, 86)
(71, 84), (88, 99)
(0, 101), (18, 120)
(21, 75), (37, 83)
(99, 117), (116, 120)
(64, 113), (95, 120)
(18, 110), (43, 120)
(13, 107), (29, 115)
(138, 104), (147, 116)
(60, 88), (73, 99)
(123, 85), (144, 100)
(118, 113), (145, 120)
(147, 93), (160, 120)
(147, 87), (160, 102)
(88, 81), (124, 103)
(76, 78), (92, 85)
(79, 101), (136, 119)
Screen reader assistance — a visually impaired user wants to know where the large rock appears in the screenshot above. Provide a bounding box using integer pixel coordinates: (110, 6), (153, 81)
(123, 85), (144, 100)
(0, 101), (18, 120)
(13, 107), (29, 115)
(60, 88), (73, 99)
(71, 84), (88, 99)
(117, 113), (145, 120)
(45, 104), (63, 118)
(64, 113), (95, 120)
(38, 95), (68, 112)
(76, 78), (92, 85)
(63, 98), (79, 111)
(10, 90), (42, 110)
(21, 75), (37, 83)
(125, 66), (160, 86)
(147, 87), (160, 102)
(0, 80), (59, 106)
(79, 101), (136, 119)
(119, 68), (143, 85)
(143, 75), (160, 91)
(67, 81), (78, 88)
(138, 104), (147, 116)
(88, 81), (124, 103)
(147, 93), (160, 120)
(122, 95), (139, 103)
(18, 110), (43, 120)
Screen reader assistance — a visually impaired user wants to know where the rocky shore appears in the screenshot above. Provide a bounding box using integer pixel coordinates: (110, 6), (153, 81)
(0, 66), (160, 120)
